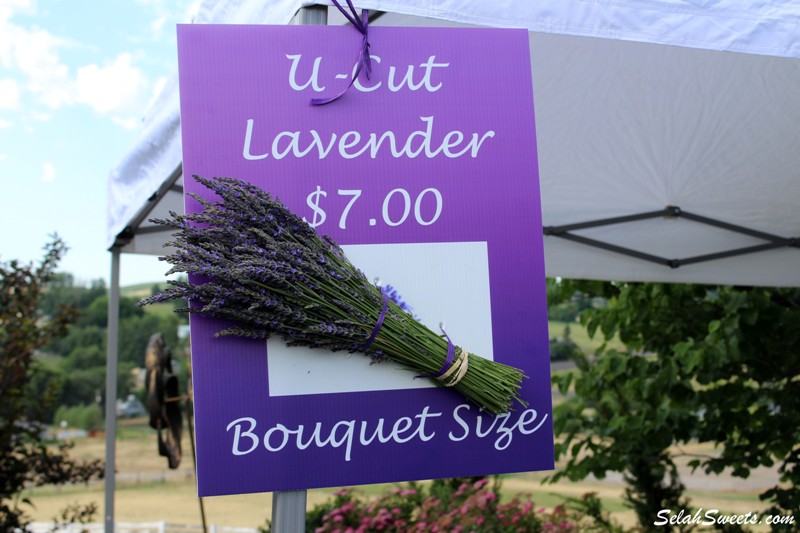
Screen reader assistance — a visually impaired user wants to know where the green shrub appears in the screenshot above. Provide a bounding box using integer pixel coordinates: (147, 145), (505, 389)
(262, 477), (623, 532)
(549, 336), (581, 361)
(53, 403), (103, 431)
(549, 324), (582, 361)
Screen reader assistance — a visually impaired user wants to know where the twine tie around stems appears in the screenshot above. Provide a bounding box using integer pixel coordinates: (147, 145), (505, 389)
(416, 327), (470, 387)
(439, 347), (469, 387)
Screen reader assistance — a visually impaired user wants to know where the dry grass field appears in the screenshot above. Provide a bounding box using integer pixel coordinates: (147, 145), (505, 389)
(22, 417), (778, 530)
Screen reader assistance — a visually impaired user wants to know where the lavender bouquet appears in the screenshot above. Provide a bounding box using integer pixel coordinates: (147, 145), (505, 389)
(141, 176), (526, 414)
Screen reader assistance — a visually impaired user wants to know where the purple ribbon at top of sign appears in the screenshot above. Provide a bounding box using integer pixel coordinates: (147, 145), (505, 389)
(311, 0), (372, 105)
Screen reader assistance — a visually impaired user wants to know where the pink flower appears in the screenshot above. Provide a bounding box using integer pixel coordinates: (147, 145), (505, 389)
(473, 478), (489, 490)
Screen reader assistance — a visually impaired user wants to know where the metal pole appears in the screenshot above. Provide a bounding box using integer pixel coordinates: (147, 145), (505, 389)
(271, 491), (308, 532)
(185, 370), (208, 533)
(295, 4), (327, 26)
(269, 6), (329, 531)
(104, 248), (121, 532)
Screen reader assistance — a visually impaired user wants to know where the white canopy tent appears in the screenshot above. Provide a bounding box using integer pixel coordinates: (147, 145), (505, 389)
(108, 0), (800, 286)
(104, 1), (800, 530)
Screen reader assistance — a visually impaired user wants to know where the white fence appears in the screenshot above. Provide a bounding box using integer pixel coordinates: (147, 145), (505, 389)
(27, 522), (258, 533)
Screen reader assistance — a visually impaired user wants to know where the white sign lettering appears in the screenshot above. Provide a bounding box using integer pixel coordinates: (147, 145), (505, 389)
(243, 116), (495, 161)
(226, 404), (547, 461)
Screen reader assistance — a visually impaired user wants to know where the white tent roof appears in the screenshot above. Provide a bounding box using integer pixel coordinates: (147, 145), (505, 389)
(107, 0), (800, 286)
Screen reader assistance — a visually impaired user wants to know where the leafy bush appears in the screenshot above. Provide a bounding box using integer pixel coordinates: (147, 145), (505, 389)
(548, 302), (582, 323)
(261, 478), (622, 532)
(549, 337), (581, 362)
(549, 324), (582, 361)
(0, 238), (104, 529)
(550, 281), (800, 530)
(53, 403), (103, 431)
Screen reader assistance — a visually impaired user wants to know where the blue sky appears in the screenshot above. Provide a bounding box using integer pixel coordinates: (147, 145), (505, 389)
(0, 0), (198, 286)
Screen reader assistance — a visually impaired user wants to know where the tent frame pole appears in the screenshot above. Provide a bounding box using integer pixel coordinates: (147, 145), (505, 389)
(544, 205), (799, 269)
(269, 5), (328, 532)
(104, 248), (121, 532)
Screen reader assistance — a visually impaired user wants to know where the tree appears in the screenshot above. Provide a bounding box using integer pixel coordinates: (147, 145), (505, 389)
(46, 324), (105, 361)
(0, 238), (104, 529)
(80, 294), (143, 328)
(119, 312), (181, 367)
(39, 273), (105, 320)
(550, 281), (800, 531)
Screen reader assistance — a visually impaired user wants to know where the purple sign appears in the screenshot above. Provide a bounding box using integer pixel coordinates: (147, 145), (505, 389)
(177, 24), (551, 497)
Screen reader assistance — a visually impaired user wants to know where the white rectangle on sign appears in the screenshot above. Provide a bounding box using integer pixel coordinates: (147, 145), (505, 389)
(267, 241), (493, 396)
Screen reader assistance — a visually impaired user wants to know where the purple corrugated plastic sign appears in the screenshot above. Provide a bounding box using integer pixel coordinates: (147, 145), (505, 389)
(177, 24), (552, 497)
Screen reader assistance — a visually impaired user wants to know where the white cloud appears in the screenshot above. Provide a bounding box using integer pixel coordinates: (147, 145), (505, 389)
(0, 153), (8, 160)
(12, 28), (72, 108)
(0, 0), (33, 10)
(151, 15), (167, 33)
(0, 78), (20, 108)
(0, 5), (152, 128)
(0, 1), (207, 131)
(28, 109), (50, 122)
(112, 116), (140, 130)
(0, 6), (73, 109)
(76, 53), (147, 115)
(39, 161), (55, 183)
(0, 0), (33, 23)
(0, 118), (12, 128)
